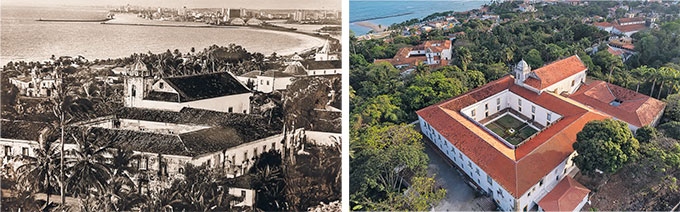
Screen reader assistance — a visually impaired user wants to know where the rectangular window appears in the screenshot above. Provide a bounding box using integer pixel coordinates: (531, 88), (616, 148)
(497, 98), (500, 105)
(243, 152), (248, 163)
(571, 80), (575, 86)
(159, 82), (164, 89)
(22, 147), (28, 156)
(263, 145), (267, 152)
(518, 99), (522, 106)
(272, 142), (276, 150)
(485, 103), (489, 110)
(497, 105), (500, 111)
(539, 178), (544, 186)
(254, 149), (258, 157)
(547, 113), (552, 121)
(4, 146), (11, 156)
(471, 109), (476, 117)
(485, 111), (489, 117)
(241, 190), (246, 197)
(531, 105), (536, 113)
(228, 107), (233, 113)
(487, 175), (492, 184)
(524, 205), (528, 212)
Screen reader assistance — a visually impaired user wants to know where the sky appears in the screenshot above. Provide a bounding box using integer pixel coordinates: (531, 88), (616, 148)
(1, 0), (341, 10)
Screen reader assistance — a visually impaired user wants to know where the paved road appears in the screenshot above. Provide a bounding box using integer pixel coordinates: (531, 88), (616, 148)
(424, 140), (496, 211)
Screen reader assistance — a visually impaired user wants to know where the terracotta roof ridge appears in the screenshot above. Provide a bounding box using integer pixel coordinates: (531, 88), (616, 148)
(605, 83), (616, 99)
(439, 106), (517, 161)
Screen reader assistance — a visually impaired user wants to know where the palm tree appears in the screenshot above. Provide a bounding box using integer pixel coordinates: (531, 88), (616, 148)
(16, 128), (60, 211)
(109, 148), (141, 186)
(49, 76), (95, 205)
(65, 127), (112, 199)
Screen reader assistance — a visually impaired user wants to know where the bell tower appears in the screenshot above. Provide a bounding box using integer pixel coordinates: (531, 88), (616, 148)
(514, 59), (531, 84)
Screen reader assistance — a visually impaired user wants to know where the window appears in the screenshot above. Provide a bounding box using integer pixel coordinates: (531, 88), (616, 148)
(476, 168), (480, 175)
(531, 105), (536, 113)
(159, 82), (164, 89)
(539, 178), (544, 186)
(5, 146), (12, 156)
(485, 111), (489, 117)
(487, 175), (492, 184)
(263, 145), (267, 152)
(131, 85), (136, 97)
(271, 142), (276, 151)
(140, 157), (148, 170)
(485, 103), (489, 110)
(266, 81), (270, 85)
(518, 99), (522, 106)
(22, 147), (28, 156)
(497, 105), (501, 111)
(471, 109), (476, 117)
(547, 113), (552, 121)
(243, 152), (248, 162)
(179, 168), (184, 173)
(254, 149), (258, 158)
(527, 191), (531, 197)
(571, 80), (575, 86)
(496, 98), (500, 105)
(556, 175), (560, 181)
(241, 190), (246, 197)
(523, 205), (528, 212)
(228, 107), (233, 113)
(260, 80), (264, 85)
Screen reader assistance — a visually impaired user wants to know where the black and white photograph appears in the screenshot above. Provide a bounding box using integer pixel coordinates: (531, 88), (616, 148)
(0, 0), (342, 211)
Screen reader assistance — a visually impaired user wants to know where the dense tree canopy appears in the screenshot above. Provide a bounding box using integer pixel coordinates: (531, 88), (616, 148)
(572, 119), (640, 175)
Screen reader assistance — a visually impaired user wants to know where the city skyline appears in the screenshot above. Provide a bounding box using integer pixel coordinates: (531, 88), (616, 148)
(1, 0), (341, 10)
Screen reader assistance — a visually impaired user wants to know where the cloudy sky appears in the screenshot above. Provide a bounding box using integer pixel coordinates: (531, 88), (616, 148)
(2, 0), (340, 10)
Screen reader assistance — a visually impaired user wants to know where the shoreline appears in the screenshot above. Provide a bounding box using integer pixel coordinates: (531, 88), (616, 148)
(354, 21), (388, 32)
(3, 17), (332, 63)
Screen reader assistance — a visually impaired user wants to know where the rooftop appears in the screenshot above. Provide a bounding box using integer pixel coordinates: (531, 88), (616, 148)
(569, 80), (666, 128)
(299, 60), (341, 70)
(523, 56), (587, 90)
(537, 176), (590, 212)
(159, 72), (250, 102)
(613, 23), (647, 33)
(416, 75), (608, 198)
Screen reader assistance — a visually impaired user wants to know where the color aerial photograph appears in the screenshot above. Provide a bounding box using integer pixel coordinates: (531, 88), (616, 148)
(350, 0), (680, 211)
(0, 0), (341, 211)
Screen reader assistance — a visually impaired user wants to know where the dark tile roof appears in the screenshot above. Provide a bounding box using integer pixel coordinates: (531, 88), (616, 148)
(1, 120), (52, 141)
(161, 72), (250, 102)
(300, 60), (341, 70)
(144, 91), (180, 102)
(262, 70), (294, 78)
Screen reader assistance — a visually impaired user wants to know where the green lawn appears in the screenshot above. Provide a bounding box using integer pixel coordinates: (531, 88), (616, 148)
(484, 114), (539, 146)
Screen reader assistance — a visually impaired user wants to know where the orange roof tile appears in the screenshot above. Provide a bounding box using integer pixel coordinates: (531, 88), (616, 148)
(618, 17), (644, 24)
(592, 22), (613, 28)
(569, 81), (666, 128)
(538, 176), (590, 212)
(524, 56), (587, 90)
(417, 75), (608, 198)
(607, 46), (624, 56)
(614, 24), (647, 33)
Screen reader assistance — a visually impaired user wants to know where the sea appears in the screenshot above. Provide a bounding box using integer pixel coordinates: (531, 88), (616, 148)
(350, 0), (491, 35)
(0, 5), (325, 63)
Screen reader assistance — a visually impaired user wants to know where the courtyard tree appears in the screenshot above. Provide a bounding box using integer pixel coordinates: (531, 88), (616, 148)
(572, 119), (640, 175)
(636, 125), (659, 143)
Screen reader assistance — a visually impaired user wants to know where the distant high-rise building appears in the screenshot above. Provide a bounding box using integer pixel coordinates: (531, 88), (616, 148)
(178, 6), (187, 16)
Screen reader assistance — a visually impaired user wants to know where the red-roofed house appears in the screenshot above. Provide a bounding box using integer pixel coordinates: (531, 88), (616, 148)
(592, 21), (614, 33)
(373, 40), (452, 71)
(515, 55), (588, 95)
(537, 176), (590, 212)
(612, 24), (647, 37)
(569, 81), (666, 131)
(416, 55), (666, 212)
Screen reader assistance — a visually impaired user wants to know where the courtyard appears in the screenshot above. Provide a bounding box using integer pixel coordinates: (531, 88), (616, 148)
(484, 114), (538, 145)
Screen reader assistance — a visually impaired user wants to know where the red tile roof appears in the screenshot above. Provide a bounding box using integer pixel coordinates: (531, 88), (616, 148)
(538, 176), (590, 212)
(607, 46), (624, 56)
(618, 17), (644, 24)
(373, 40), (451, 70)
(614, 24), (647, 33)
(592, 22), (613, 28)
(569, 80), (666, 128)
(416, 75), (608, 198)
(524, 56), (588, 90)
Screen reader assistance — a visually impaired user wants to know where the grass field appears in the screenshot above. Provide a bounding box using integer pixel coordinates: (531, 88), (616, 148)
(484, 114), (538, 146)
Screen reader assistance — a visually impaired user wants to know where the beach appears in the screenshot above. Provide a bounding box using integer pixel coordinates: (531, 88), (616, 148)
(354, 21), (387, 32)
(1, 6), (326, 62)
